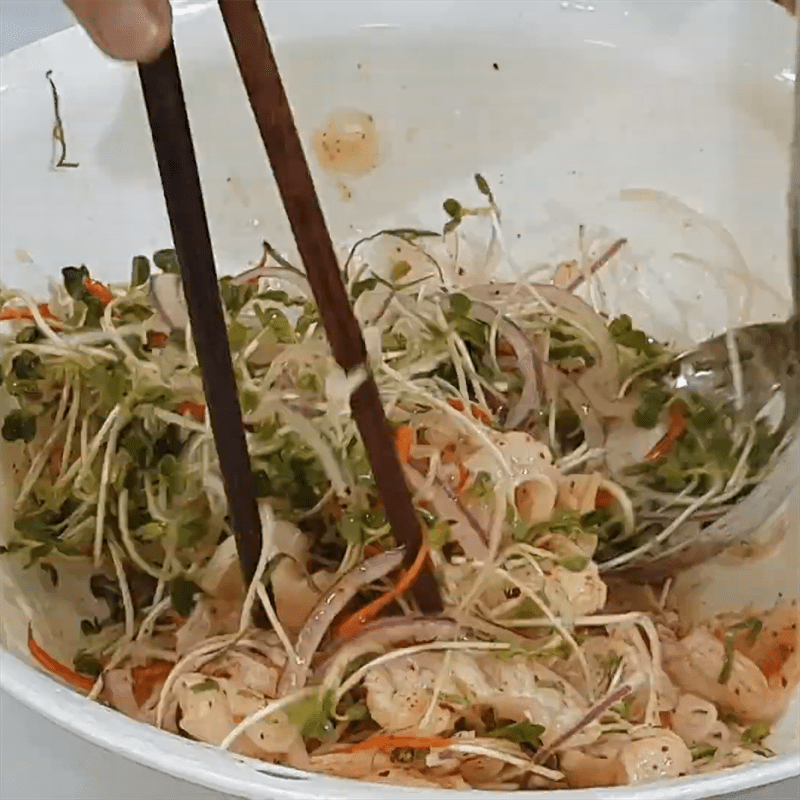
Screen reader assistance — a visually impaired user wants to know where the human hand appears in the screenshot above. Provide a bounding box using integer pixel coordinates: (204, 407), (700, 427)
(63, 0), (172, 62)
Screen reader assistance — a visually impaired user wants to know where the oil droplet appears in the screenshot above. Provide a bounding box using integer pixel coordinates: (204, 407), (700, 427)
(313, 108), (380, 178)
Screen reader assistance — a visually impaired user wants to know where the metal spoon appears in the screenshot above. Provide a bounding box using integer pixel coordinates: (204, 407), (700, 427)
(603, 21), (800, 580)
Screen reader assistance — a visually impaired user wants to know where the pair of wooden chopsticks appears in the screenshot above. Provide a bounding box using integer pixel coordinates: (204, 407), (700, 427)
(137, 0), (442, 613)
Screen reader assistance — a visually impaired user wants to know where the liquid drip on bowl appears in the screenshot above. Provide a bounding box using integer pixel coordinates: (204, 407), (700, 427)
(312, 108), (380, 177)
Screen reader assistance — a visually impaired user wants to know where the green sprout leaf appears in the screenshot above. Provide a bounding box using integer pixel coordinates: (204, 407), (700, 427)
(192, 678), (220, 693)
(153, 249), (180, 274)
(2, 411), (37, 443)
(718, 618), (762, 685)
(169, 576), (202, 618)
(492, 720), (545, 748)
(286, 689), (336, 740)
(131, 255), (151, 286)
(741, 722), (770, 745)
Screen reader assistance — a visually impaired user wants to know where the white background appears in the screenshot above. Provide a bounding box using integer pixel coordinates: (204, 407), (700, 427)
(0, 2), (796, 799)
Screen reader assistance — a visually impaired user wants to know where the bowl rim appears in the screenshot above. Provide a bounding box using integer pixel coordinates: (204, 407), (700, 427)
(2, 650), (798, 800)
(1, 3), (798, 798)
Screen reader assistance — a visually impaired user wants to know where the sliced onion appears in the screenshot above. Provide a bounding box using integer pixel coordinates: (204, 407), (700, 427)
(541, 364), (606, 452)
(402, 463), (489, 560)
(465, 299), (546, 430)
(277, 548), (405, 694)
(317, 617), (465, 691)
(149, 274), (189, 331)
(466, 283), (621, 397)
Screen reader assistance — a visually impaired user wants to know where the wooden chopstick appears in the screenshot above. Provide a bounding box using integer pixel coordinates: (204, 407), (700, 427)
(217, 0), (443, 614)
(138, 44), (263, 586)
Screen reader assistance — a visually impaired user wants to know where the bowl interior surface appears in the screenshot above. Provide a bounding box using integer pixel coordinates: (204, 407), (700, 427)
(1, 1), (799, 798)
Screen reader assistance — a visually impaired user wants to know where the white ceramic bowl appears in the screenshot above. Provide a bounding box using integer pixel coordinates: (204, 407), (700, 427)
(1, 1), (799, 798)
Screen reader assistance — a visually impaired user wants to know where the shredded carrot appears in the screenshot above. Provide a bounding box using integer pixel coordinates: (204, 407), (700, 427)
(470, 404), (492, 425)
(595, 488), (615, 509)
(336, 536), (431, 640)
(446, 397), (492, 425)
(132, 660), (174, 706)
(455, 464), (470, 493)
(363, 542), (384, 558)
(496, 340), (515, 357)
(644, 401), (688, 464)
(146, 330), (170, 349)
(0, 303), (57, 322)
(83, 277), (114, 305)
(336, 735), (452, 754)
(27, 627), (95, 692)
(178, 401), (206, 422)
(395, 425), (415, 463)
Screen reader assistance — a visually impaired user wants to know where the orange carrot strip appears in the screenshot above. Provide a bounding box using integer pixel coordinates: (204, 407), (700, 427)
(0, 303), (58, 322)
(336, 735), (452, 754)
(83, 277), (114, 305)
(27, 627), (95, 692)
(455, 464), (470, 494)
(595, 488), (615, 509)
(131, 660), (174, 706)
(395, 425), (414, 463)
(446, 397), (491, 424)
(146, 330), (170, 349)
(336, 536), (431, 640)
(363, 542), (384, 558)
(178, 401), (206, 422)
(470, 403), (492, 425)
(644, 402), (688, 464)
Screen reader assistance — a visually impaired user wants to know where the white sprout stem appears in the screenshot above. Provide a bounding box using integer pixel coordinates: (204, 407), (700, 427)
(58, 403), (122, 489)
(93, 412), (127, 566)
(658, 578), (673, 610)
(418, 650), (452, 733)
(600, 483), (720, 571)
(136, 598), (172, 642)
(118, 489), (169, 580)
(58, 377), (82, 481)
(237, 506), (275, 635)
(446, 333), (471, 400)
(155, 634), (239, 727)
(151, 407), (207, 433)
(597, 478), (636, 535)
(496, 566), (595, 701)
(334, 641), (510, 702)
(414, 450), (442, 501)
(724, 425), (757, 493)
(725, 328), (745, 413)
(12, 290), (66, 346)
(218, 688), (315, 752)
(447, 742), (563, 781)
(14, 418), (68, 511)
(381, 363), (512, 479)
(255, 584), (298, 665)
(450, 331), (490, 411)
(108, 538), (135, 642)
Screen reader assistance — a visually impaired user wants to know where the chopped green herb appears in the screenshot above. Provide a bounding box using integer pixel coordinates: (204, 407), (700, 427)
(39, 562), (59, 587)
(2, 410), (37, 443)
(718, 618), (762, 685)
(345, 701), (369, 721)
(691, 744), (717, 761)
(741, 722), (770, 745)
(492, 720), (545, 748)
(131, 256), (151, 286)
(73, 652), (102, 678)
(560, 555), (590, 572)
(153, 249), (180, 274)
(169, 576), (202, 618)
(286, 689), (336, 740)
(192, 678), (220, 693)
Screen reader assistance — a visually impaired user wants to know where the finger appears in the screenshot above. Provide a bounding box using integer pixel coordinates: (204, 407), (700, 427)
(63, 0), (172, 62)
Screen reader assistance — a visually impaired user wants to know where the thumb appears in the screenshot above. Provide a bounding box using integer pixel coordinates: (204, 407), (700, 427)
(64, 0), (172, 62)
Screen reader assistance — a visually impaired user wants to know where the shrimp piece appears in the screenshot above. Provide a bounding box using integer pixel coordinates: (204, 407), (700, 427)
(272, 560), (337, 635)
(726, 603), (800, 692)
(559, 750), (624, 788)
(616, 730), (692, 783)
(543, 564), (607, 617)
(663, 630), (787, 722)
(174, 673), (299, 755)
(516, 477), (558, 524)
(670, 694), (718, 744)
(364, 653), (457, 734)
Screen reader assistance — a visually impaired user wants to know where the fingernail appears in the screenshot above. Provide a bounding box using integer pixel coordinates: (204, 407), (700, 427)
(89, 0), (172, 62)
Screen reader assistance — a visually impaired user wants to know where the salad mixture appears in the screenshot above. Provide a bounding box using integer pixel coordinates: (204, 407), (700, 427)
(1, 180), (798, 791)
